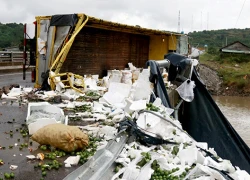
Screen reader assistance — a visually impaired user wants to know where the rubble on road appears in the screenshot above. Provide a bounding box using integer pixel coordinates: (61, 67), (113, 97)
(0, 63), (249, 180)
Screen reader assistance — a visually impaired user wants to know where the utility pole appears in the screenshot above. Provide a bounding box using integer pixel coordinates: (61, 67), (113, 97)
(226, 37), (228, 46)
(178, 10), (180, 33)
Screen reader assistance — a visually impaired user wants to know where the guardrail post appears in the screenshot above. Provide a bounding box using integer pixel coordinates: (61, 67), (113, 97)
(10, 52), (13, 62)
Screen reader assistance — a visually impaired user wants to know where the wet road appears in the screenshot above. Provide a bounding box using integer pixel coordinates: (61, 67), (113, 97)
(0, 72), (33, 87)
(0, 73), (78, 180)
(0, 101), (78, 180)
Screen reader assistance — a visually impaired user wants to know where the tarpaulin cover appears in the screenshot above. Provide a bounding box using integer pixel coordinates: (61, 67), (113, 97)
(164, 53), (188, 81)
(50, 14), (78, 27)
(146, 60), (171, 108)
(179, 69), (250, 173)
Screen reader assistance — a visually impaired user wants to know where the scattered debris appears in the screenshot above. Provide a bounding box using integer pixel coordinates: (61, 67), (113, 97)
(9, 165), (18, 170)
(64, 155), (81, 166)
(26, 155), (36, 160)
(0, 62), (249, 180)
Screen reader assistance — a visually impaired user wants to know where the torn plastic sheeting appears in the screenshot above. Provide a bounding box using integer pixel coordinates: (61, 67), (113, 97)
(129, 100), (147, 111)
(108, 82), (131, 98)
(28, 118), (58, 135)
(230, 169), (250, 180)
(184, 164), (225, 180)
(112, 114), (125, 122)
(136, 112), (161, 129)
(26, 102), (65, 134)
(218, 160), (235, 173)
(152, 98), (174, 116)
(44, 91), (58, 97)
(103, 91), (125, 105)
(92, 101), (111, 114)
(195, 142), (208, 150)
(56, 101), (92, 108)
(0, 93), (17, 100)
(81, 126), (117, 140)
(8, 87), (32, 97)
(137, 115), (191, 144)
(203, 156), (222, 170)
(152, 97), (162, 107)
(135, 159), (154, 180)
(66, 102), (75, 109)
(178, 146), (199, 166)
(108, 108), (123, 117)
(63, 89), (82, 100)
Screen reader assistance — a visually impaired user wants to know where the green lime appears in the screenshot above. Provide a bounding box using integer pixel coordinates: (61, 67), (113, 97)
(10, 172), (15, 178)
(42, 171), (47, 176)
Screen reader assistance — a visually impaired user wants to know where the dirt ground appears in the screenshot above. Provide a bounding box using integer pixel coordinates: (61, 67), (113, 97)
(197, 64), (223, 95)
(197, 64), (250, 96)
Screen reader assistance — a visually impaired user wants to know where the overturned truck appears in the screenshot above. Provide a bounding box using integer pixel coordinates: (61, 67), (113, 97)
(26, 14), (188, 90)
(22, 13), (250, 179)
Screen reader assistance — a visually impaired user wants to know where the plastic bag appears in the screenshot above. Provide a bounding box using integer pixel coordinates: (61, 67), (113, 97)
(31, 124), (89, 152)
(176, 79), (196, 102)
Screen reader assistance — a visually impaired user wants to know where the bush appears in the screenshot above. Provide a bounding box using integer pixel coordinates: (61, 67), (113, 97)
(207, 47), (218, 55)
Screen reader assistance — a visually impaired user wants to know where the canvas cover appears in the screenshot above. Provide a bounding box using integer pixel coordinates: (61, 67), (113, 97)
(50, 14), (78, 27)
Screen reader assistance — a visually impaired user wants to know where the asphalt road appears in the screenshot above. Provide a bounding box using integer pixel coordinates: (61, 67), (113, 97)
(0, 73), (78, 180)
(0, 102), (79, 180)
(0, 72), (34, 88)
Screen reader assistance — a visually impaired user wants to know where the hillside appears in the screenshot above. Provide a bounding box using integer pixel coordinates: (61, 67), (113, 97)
(0, 23), (23, 50)
(188, 28), (250, 50)
(199, 52), (250, 96)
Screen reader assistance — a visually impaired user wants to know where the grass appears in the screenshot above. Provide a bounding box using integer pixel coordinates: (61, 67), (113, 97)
(199, 52), (250, 90)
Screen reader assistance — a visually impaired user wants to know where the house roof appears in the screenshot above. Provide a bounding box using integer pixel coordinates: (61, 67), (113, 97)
(219, 41), (250, 51)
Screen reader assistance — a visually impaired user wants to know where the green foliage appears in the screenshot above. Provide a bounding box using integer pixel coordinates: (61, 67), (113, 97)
(207, 46), (218, 54)
(220, 53), (250, 63)
(0, 23), (23, 49)
(200, 52), (250, 90)
(188, 28), (250, 49)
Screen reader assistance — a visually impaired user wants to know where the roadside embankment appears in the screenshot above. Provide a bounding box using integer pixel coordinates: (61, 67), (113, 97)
(198, 53), (250, 96)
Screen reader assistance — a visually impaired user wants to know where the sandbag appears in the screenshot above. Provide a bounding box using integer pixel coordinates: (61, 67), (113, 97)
(31, 124), (89, 152)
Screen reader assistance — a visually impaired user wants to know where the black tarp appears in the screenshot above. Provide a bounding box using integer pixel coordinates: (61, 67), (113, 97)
(179, 69), (250, 173)
(50, 14), (78, 27)
(146, 60), (171, 108)
(164, 53), (189, 81)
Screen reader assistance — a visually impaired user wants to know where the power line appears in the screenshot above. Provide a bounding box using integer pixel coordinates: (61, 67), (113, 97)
(235, 0), (247, 28)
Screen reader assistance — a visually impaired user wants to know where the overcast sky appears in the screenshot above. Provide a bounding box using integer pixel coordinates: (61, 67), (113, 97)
(0, 0), (249, 33)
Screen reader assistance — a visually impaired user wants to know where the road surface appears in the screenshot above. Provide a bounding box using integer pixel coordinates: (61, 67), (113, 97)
(0, 72), (79, 180)
(0, 72), (34, 87)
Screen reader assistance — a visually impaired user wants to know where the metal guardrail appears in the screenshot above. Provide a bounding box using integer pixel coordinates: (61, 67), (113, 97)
(0, 51), (30, 62)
